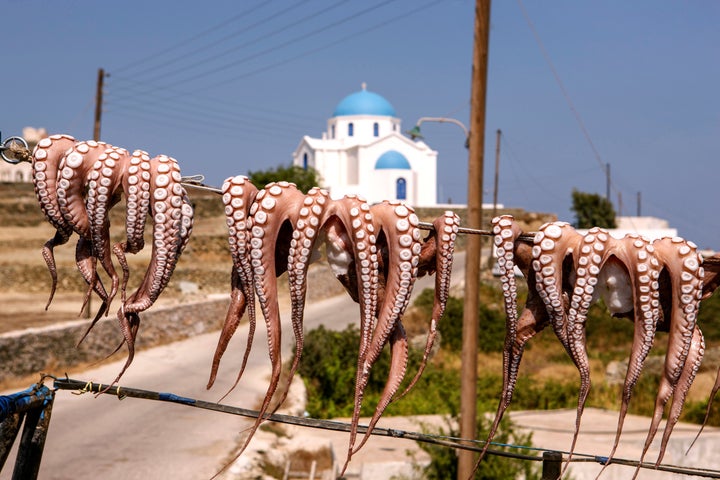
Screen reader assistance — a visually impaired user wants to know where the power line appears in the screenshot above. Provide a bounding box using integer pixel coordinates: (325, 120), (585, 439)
(516, 0), (621, 198)
(102, 0), (444, 139)
(113, 0), (403, 98)
(184, 0), (444, 92)
(105, 90), (314, 135)
(111, 1), (271, 75)
(107, 75), (323, 123)
(126, 0), (350, 86)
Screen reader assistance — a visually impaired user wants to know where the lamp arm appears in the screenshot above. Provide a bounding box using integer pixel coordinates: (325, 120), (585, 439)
(415, 117), (470, 140)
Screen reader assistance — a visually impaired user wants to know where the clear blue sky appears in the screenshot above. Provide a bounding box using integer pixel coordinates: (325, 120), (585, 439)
(4, 1), (719, 248)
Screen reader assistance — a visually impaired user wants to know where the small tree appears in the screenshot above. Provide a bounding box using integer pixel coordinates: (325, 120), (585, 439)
(248, 164), (322, 193)
(570, 189), (616, 229)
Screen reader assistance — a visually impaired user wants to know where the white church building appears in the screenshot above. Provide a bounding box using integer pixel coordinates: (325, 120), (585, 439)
(292, 84), (438, 206)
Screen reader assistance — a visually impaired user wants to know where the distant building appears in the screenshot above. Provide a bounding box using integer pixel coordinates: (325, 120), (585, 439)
(0, 127), (46, 183)
(292, 84), (438, 206)
(578, 216), (677, 241)
(0, 159), (31, 183)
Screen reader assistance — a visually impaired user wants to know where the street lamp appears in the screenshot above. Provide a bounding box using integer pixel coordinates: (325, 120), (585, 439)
(406, 117), (470, 148)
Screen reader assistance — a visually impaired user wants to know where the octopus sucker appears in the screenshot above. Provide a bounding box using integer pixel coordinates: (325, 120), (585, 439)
(478, 215), (716, 479)
(207, 176), (259, 392)
(203, 184), (458, 475)
(113, 149), (152, 303)
(56, 141), (121, 316)
(342, 201), (421, 472)
(27, 134), (196, 389)
(233, 182), (309, 457)
(85, 145), (132, 311)
(32, 134), (78, 308)
(654, 325), (704, 465)
(114, 155), (193, 383)
(594, 235), (661, 475)
(398, 210), (459, 398)
(281, 187), (332, 405)
(478, 215), (546, 467)
(632, 237), (703, 474)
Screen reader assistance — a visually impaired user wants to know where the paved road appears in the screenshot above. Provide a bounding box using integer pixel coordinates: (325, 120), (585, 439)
(1, 253), (466, 480)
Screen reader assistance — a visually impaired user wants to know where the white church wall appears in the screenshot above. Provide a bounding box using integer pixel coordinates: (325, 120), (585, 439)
(372, 168), (416, 205)
(414, 151), (437, 206)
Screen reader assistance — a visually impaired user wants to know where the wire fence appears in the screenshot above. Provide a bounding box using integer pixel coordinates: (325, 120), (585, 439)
(35, 377), (720, 479)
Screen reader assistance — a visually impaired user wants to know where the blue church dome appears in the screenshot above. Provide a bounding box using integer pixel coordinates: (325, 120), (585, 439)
(333, 84), (396, 117)
(375, 150), (411, 170)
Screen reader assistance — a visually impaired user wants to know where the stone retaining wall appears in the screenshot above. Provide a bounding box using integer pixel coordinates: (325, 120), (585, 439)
(0, 263), (345, 382)
(0, 297), (230, 382)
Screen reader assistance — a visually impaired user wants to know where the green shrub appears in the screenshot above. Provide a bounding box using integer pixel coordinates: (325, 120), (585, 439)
(412, 288), (506, 353)
(297, 324), (434, 418)
(416, 414), (540, 480)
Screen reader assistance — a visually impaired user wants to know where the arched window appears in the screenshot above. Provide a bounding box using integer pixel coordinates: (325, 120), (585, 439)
(331, 125), (335, 139)
(303, 153), (308, 170)
(373, 122), (379, 137)
(348, 123), (354, 137)
(396, 177), (407, 200)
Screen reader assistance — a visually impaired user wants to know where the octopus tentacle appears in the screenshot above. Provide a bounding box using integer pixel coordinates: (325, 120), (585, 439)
(655, 326), (704, 464)
(207, 175), (259, 391)
(123, 155), (192, 312)
(56, 141), (115, 314)
(74, 236), (109, 344)
(634, 237), (703, 473)
(237, 182), (309, 454)
(343, 201), (421, 470)
(559, 227), (613, 470)
(31, 134), (77, 308)
(84, 145), (132, 311)
(112, 149), (152, 303)
(113, 155), (193, 385)
(532, 222), (583, 354)
(282, 187), (331, 402)
(594, 235), (661, 476)
(398, 211), (459, 398)
(56, 141), (108, 237)
(478, 216), (547, 465)
(687, 257), (720, 452)
(354, 320), (409, 451)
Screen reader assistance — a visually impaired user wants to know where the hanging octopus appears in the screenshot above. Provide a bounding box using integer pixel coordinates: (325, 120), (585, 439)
(31, 134), (109, 314)
(204, 177), (458, 474)
(479, 215), (709, 478)
(110, 154), (194, 385)
(28, 134), (194, 384)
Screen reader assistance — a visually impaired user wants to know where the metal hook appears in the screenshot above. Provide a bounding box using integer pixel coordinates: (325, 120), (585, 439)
(1, 134), (30, 164)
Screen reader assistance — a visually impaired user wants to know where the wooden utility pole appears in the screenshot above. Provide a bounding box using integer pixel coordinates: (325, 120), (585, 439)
(93, 68), (105, 142)
(492, 129), (501, 220)
(86, 67), (105, 319)
(458, 1), (491, 478)
(605, 163), (611, 201)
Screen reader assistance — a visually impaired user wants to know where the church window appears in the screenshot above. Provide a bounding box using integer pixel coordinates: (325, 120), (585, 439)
(303, 153), (308, 170)
(373, 122), (379, 137)
(348, 123), (354, 137)
(396, 177), (407, 200)
(331, 125), (335, 138)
